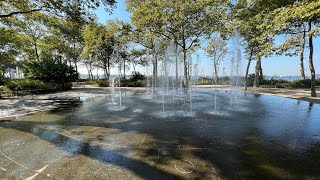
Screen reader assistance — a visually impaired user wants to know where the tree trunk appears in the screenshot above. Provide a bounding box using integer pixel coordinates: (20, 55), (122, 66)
(34, 41), (40, 61)
(308, 20), (316, 97)
(73, 43), (79, 76)
(152, 51), (158, 88)
(183, 49), (188, 88)
(213, 59), (219, 85)
(259, 59), (263, 77)
(175, 43), (179, 84)
(244, 48), (253, 91)
(96, 68), (99, 79)
(74, 61), (78, 74)
(104, 68), (107, 79)
(103, 60), (107, 79)
(300, 23), (306, 80)
(85, 64), (91, 79)
(107, 58), (110, 80)
(89, 62), (93, 80)
(254, 56), (261, 87)
(123, 59), (126, 79)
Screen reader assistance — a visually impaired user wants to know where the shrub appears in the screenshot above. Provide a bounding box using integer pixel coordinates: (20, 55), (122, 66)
(0, 86), (12, 98)
(97, 79), (110, 87)
(84, 80), (97, 85)
(6, 79), (58, 92)
(121, 72), (146, 87)
(0, 77), (5, 85)
(64, 82), (73, 90)
(0, 86), (10, 92)
(23, 58), (78, 90)
(289, 79), (320, 88)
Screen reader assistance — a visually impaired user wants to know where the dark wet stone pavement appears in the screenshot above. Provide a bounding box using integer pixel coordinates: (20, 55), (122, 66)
(1, 88), (320, 179)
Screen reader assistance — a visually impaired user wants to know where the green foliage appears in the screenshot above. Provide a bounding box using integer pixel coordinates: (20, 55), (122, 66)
(290, 79), (320, 88)
(128, 0), (229, 87)
(0, 85), (10, 92)
(23, 58), (78, 83)
(121, 72), (146, 87)
(0, 27), (19, 75)
(6, 79), (58, 91)
(97, 79), (110, 87)
(0, 0), (116, 19)
(0, 77), (5, 85)
(81, 79), (98, 85)
(247, 73), (265, 87)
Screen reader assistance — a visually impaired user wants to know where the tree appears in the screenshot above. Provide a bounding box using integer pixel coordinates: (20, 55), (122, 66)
(129, 49), (148, 72)
(99, 29), (115, 80)
(232, 0), (276, 88)
(275, 22), (307, 80)
(203, 36), (227, 85)
(127, 0), (229, 88)
(16, 12), (48, 61)
(23, 56), (78, 90)
(265, 0), (320, 97)
(82, 20), (102, 79)
(126, 27), (162, 87)
(53, 14), (86, 76)
(0, 27), (18, 76)
(0, 0), (116, 18)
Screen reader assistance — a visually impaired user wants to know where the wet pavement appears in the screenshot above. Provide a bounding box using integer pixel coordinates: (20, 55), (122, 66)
(1, 88), (320, 179)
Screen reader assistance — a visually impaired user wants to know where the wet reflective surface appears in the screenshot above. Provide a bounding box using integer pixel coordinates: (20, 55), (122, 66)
(1, 88), (320, 179)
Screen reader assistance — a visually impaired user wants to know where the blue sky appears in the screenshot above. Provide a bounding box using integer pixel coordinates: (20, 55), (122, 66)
(91, 0), (320, 77)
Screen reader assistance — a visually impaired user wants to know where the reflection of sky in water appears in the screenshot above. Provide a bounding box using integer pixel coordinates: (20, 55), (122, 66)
(254, 95), (320, 150)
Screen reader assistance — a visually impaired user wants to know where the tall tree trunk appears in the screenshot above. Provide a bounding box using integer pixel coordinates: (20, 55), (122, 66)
(123, 59), (126, 79)
(74, 61), (78, 76)
(300, 23), (306, 80)
(73, 43), (79, 76)
(104, 68), (107, 80)
(245, 48), (253, 91)
(96, 68), (99, 79)
(103, 59), (107, 79)
(259, 59), (263, 77)
(214, 60), (219, 85)
(183, 49), (188, 88)
(189, 53), (192, 81)
(107, 58), (110, 80)
(254, 56), (261, 87)
(34, 41), (40, 61)
(86, 65), (91, 79)
(152, 51), (158, 88)
(308, 20), (316, 97)
(175, 43), (179, 85)
(89, 63), (93, 80)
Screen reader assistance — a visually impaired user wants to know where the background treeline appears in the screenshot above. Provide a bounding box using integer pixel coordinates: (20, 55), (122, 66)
(0, 0), (319, 97)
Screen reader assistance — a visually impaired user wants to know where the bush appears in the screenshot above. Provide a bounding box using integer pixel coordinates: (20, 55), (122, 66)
(84, 80), (97, 85)
(289, 79), (320, 88)
(247, 73), (265, 87)
(6, 79), (58, 92)
(0, 77), (5, 86)
(23, 58), (78, 90)
(121, 72), (146, 87)
(64, 82), (73, 90)
(97, 79), (110, 87)
(0, 86), (10, 92)
(0, 86), (12, 98)
(260, 79), (290, 88)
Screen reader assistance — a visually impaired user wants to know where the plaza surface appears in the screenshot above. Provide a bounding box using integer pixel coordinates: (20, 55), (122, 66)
(1, 87), (320, 179)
